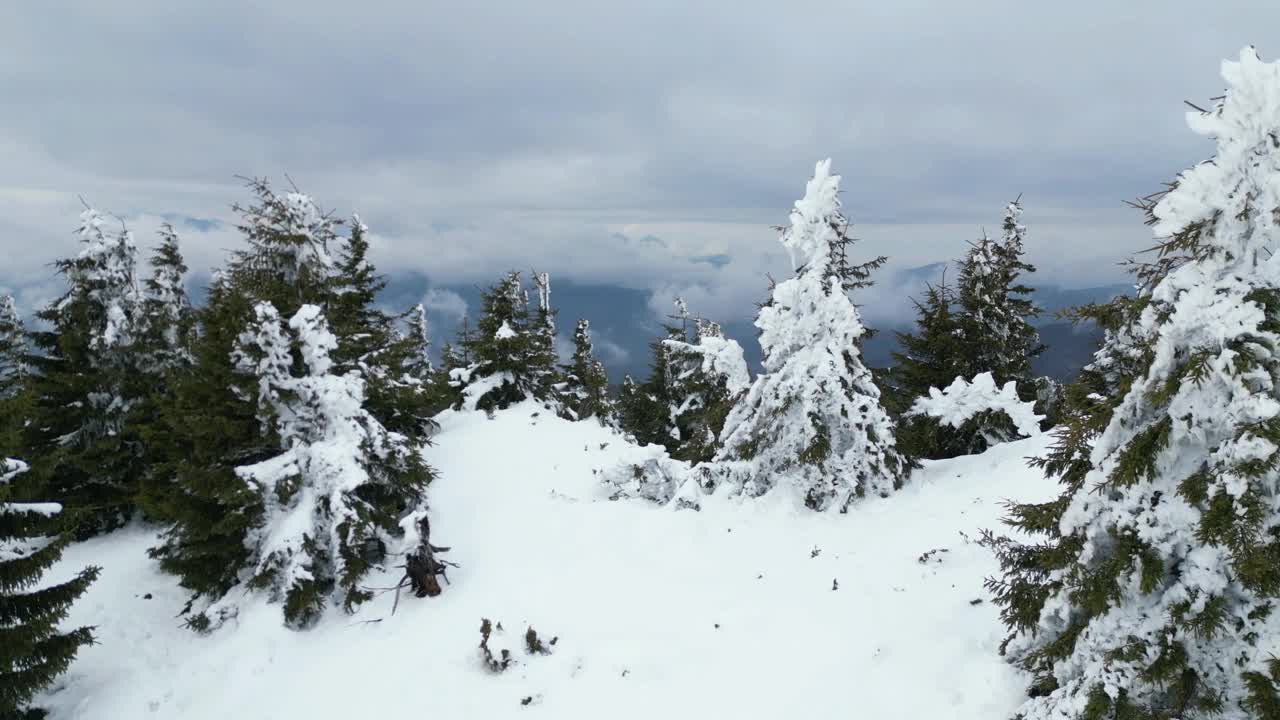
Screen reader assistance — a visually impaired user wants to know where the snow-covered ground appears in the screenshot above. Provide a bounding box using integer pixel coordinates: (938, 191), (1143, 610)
(37, 403), (1058, 719)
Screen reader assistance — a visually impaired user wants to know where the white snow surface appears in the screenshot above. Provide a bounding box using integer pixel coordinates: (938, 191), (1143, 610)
(907, 372), (1044, 439)
(35, 402), (1059, 719)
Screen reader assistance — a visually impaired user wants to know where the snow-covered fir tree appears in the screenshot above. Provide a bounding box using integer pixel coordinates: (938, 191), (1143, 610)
(956, 199), (1043, 398)
(883, 272), (968, 415)
(24, 209), (144, 535)
(456, 271), (559, 413)
(0, 295), (27, 399)
(708, 159), (907, 510)
(147, 180), (439, 627)
(0, 458), (99, 719)
(527, 271), (561, 399)
(404, 303), (434, 382)
(561, 319), (611, 422)
(216, 302), (431, 629)
(987, 48), (1280, 719)
(138, 223), (193, 374)
(661, 302), (749, 464)
(616, 325), (683, 449)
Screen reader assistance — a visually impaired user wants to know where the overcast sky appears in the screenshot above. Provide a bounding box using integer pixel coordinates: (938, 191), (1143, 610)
(2, 2), (1277, 324)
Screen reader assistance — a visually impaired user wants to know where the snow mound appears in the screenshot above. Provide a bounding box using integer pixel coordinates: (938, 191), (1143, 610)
(38, 403), (1058, 719)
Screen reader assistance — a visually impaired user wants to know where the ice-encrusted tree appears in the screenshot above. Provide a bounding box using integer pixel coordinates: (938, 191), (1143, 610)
(661, 303), (750, 464)
(0, 458), (99, 719)
(617, 325), (683, 449)
(561, 319), (611, 422)
(24, 209), (144, 535)
(987, 48), (1280, 719)
(897, 372), (1041, 460)
(217, 302), (431, 629)
(956, 199), (1043, 398)
(711, 159), (907, 510)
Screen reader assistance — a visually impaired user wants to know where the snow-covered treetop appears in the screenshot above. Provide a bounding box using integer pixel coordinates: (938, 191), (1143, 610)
(0, 295), (19, 327)
(782, 158), (842, 275)
(290, 304), (337, 377)
(906, 372), (1043, 438)
(70, 208), (140, 353)
(1152, 47), (1280, 270)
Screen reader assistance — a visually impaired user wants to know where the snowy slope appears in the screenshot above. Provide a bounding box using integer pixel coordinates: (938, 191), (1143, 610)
(36, 403), (1058, 719)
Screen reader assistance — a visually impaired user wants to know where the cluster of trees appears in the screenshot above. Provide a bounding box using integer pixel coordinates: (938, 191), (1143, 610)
(1, 183), (455, 716)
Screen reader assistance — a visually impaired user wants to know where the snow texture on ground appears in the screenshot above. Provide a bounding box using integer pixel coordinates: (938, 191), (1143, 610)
(36, 402), (1057, 719)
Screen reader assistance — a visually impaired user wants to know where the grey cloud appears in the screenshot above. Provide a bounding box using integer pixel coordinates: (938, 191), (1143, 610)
(0, 1), (1274, 321)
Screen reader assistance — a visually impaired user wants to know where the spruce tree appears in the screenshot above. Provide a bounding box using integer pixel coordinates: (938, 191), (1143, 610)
(986, 48), (1280, 719)
(23, 209), (144, 536)
(561, 319), (611, 422)
(404, 303), (434, 382)
(457, 271), (558, 413)
(137, 223), (193, 374)
(223, 302), (431, 629)
(886, 272), (968, 415)
(709, 159), (906, 510)
(617, 326), (682, 449)
(148, 180), (438, 627)
(661, 302), (749, 464)
(0, 296), (26, 400)
(0, 458), (99, 720)
(955, 200), (1043, 397)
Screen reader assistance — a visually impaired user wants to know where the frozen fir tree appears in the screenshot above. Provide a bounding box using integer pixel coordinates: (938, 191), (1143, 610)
(0, 458), (99, 719)
(884, 271), (968, 413)
(24, 209), (144, 535)
(899, 372), (1041, 460)
(138, 223), (193, 374)
(987, 48), (1280, 719)
(956, 199), (1043, 397)
(561, 319), (611, 422)
(661, 303), (749, 464)
(212, 302), (431, 629)
(710, 159), (906, 510)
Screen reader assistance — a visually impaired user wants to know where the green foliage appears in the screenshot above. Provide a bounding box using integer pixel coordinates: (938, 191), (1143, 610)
(458, 271), (562, 413)
(0, 464), (99, 720)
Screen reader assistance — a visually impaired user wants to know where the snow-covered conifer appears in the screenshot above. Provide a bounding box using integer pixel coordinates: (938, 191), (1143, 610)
(24, 209), (144, 535)
(405, 303), (434, 381)
(897, 372), (1041, 459)
(0, 296), (26, 399)
(561, 319), (611, 422)
(458, 271), (560, 413)
(0, 458), (99, 718)
(213, 302), (431, 629)
(988, 48), (1280, 718)
(138, 223), (193, 374)
(661, 304), (749, 463)
(708, 160), (907, 510)
(955, 200), (1043, 397)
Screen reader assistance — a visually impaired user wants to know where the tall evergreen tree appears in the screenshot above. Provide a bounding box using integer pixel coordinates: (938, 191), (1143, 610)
(617, 325), (682, 449)
(138, 224), (193, 374)
(986, 48), (1280, 719)
(708, 159), (907, 510)
(561, 319), (611, 422)
(220, 302), (431, 629)
(457, 271), (559, 413)
(23, 209), (144, 536)
(0, 458), (99, 720)
(0, 296), (26, 400)
(404, 303), (434, 382)
(147, 180), (438, 627)
(956, 200), (1043, 397)
(886, 272), (968, 415)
